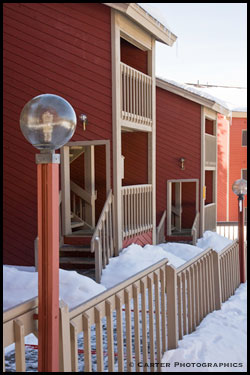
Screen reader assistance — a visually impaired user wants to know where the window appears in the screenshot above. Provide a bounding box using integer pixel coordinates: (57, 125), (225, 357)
(242, 130), (247, 146)
(242, 169), (247, 180)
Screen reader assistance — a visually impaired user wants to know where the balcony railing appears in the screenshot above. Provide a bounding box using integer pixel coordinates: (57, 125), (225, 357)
(205, 134), (216, 168)
(120, 62), (153, 128)
(121, 184), (153, 239)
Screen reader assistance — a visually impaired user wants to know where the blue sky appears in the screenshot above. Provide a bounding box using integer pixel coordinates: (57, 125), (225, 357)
(141, 3), (247, 88)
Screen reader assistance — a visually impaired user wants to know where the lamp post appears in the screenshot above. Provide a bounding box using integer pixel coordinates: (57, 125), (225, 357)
(20, 94), (77, 372)
(232, 179), (247, 284)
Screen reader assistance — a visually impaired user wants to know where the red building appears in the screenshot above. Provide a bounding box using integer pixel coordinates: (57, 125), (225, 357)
(3, 3), (234, 281)
(155, 78), (230, 243)
(217, 110), (247, 223)
(3, 3), (178, 280)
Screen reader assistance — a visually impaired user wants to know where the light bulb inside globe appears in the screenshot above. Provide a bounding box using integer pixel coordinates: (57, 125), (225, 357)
(232, 179), (247, 197)
(20, 94), (77, 151)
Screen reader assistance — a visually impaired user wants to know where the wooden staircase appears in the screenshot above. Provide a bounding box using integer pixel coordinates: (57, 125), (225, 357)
(166, 228), (193, 244)
(59, 229), (95, 271)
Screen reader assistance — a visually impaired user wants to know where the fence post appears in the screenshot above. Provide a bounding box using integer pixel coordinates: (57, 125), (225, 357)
(14, 319), (26, 372)
(59, 300), (72, 372)
(95, 237), (102, 283)
(212, 250), (222, 310)
(166, 264), (178, 350)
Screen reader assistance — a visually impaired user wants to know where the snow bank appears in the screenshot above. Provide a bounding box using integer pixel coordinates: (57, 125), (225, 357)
(161, 282), (247, 372)
(3, 266), (106, 312)
(101, 242), (206, 289)
(196, 231), (233, 252)
(158, 242), (204, 263)
(101, 244), (170, 289)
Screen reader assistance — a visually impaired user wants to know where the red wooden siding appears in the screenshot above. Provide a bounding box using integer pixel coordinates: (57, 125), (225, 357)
(229, 116), (247, 221)
(3, 3), (112, 265)
(156, 87), (201, 228)
(122, 132), (148, 186)
(217, 114), (229, 221)
(122, 231), (152, 248)
(120, 38), (148, 74)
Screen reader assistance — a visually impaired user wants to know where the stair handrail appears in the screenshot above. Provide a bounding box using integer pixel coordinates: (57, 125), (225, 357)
(156, 210), (166, 244)
(191, 212), (200, 245)
(91, 190), (114, 283)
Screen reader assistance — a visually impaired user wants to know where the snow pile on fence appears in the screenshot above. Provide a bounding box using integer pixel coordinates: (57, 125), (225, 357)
(101, 242), (204, 289)
(3, 267), (106, 312)
(196, 230), (233, 252)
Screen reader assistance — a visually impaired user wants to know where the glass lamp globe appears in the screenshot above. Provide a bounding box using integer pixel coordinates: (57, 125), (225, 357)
(20, 94), (77, 151)
(232, 179), (247, 197)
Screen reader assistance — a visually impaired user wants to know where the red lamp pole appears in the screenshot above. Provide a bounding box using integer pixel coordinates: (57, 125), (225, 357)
(37, 153), (60, 372)
(238, 195), (246, 284)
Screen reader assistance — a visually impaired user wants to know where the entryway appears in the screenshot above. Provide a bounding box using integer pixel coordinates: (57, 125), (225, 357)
(166, 179), (199, 242)
(59, 140), (110, 273)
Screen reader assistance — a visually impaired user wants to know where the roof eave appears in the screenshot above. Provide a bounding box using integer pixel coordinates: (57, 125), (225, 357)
(156, 78), (231, 116)
(104, 3), (177, 46)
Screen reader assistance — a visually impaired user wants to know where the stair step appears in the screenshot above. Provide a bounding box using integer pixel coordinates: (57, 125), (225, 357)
(60, 257), (95, 265)
(166, 235), (193, 243)
(64, 235), (92, 246)
(71, 221), (85, 229)
(60, 244), (91, 251)
(60, 244), (93, 258)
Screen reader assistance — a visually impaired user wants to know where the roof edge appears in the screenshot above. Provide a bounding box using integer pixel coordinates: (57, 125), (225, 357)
(104, 3), (177, 46)
(156, 77), (231, 116)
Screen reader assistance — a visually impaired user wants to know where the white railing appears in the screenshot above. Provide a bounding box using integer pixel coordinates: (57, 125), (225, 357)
(121, 184), (153, 240)
(91, 190), (114, 283)
(216, 222), (247, 242)
(191, 212), (200, 245)
(204, 203), (216, 231)
(205, 134), (216, 167)
(120, 62), (152, 127)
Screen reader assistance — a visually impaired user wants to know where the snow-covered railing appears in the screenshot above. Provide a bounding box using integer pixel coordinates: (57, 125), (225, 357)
(156, 210), (166, 244)
(191, 212), (199, 245)
(217, 240), (241, 303)
(3, 241), (244, 372)
(120, 62), (153, 128)
(62, 258), (173, 372)
(121, 184), (153, 240)
(175, 247), (221, 341)
(91, 190), (114, 283)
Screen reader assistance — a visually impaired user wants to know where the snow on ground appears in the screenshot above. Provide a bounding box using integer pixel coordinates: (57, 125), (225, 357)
(3, 231), (247, 370)
(161, 282), (247, 372)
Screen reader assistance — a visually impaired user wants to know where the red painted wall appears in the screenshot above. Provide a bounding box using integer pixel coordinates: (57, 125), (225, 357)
(156, 87), (201, 230)
(3, 3), (112, 265)
(229, 116), (247, 221)
(122, 132), (148, 186)
(120, 38), (148, 74)
(217, 114), (230, 221)
(122, 231), (152, 248)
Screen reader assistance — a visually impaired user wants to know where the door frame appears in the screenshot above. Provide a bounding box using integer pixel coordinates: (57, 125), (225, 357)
(167, 178), (199, 236)
(60, 140), (111, 235)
